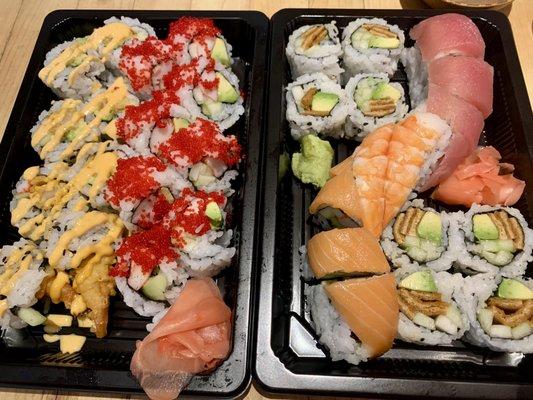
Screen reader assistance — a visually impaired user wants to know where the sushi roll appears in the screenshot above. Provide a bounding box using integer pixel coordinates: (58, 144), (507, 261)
(344, 73), (408, 140)
(452, 205), (533, 277)
(307, 273), (398, 365)
(0, 239), (48, 331)
(286, 72), (348, 140)
(381, 199), (456, 272)
(285, 22), (343, 81)
(341, 18), (404, 79)
(461, 275), (533, 352)
(396, 269), (468, 345)
(31, 78), (138, 163)
(39, 17), (155, 100)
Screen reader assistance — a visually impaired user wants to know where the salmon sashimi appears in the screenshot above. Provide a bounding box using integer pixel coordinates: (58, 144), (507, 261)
(130, 278), (231, 400)
(324, 273), (399, 358)
(428, 55), (493, 118)
(307, 228), (390, 279)
(410, 13), (485, 62)
(432, 146), (525, 207)
(330, 154), (354, 177)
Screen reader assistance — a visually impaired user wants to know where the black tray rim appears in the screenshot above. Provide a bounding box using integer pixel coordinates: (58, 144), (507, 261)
(0, 9), (269, 399)
(254, 7), (533, 400)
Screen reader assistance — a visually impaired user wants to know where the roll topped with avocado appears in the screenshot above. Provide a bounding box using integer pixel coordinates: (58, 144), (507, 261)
(381, 199), (457, 272)
(286, 72), (348, 140)
(345, 73), (408, 140)
(396, 269), (468, 345)
(453, 205), (533, 277)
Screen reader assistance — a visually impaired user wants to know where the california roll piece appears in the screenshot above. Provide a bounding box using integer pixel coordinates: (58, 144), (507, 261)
(381, 199), (456, 272)
(286, 22), (343, 81)
(396, 269), (468, 345)
(0, 239), (47, 330)
(286, 72), (348, 140)
(345, 73), (408, 139)
(452, 205), (533, 277)
(342, 18), (404, 79)
(39, 17), (155, 100)
(461, 275), (533, 352)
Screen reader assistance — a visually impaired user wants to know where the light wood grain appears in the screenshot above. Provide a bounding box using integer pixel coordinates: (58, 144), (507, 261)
(0, 0), (531, 399)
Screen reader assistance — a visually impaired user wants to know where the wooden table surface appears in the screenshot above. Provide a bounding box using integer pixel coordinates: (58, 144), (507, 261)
(0, 0), (531, 399)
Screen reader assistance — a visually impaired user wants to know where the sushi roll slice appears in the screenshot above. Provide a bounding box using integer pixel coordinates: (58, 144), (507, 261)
(341, 18), (404, 79)
(381, 199), (456, 272)
(0, 239), (48, 331)
(31, 78), (138, 163)
(285, 22), (343, 81)
(39, 17), (155, 100)
(396, 269), (468, 345)
(461, 275), (533, 352)
(345, 73), (408, 140)
(307, 273), (398, 365)
(286, 72), (348, 140)
(452, 205), (533, 277)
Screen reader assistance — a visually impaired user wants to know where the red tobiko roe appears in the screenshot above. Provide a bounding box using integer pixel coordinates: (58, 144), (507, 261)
(111, 225), (178, 277)
(158, 118), (241, 168)
(135, 192), (174, 230)
(105, 156), (167, 206)
(167, 17), (221, 42)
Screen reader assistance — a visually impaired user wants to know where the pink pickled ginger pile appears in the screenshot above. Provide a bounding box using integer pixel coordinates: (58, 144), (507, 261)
(432, 146), (525, 207)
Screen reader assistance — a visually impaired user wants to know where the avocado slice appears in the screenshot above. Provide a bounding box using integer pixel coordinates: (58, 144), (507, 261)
(473, 214), (499, 240)
(172, 117), (189, 131)
(18, 307), (46, 327)
(368, 36), (400, 49)
(141, 272), (167, 301)
(372, 82), (401, 102)
(205, 201), (223, 229)
(399, 270), (437, 293)
(480, 250), (514, 266)
(417, 211), (442, 244)
(64, 126), (83, 142)
(211, 38), (231, 66)
(201, 101), (224, 117)
(67, 55), (85, 68)
(100, 111), (116, 122)
(216, 72), (239, 103)
(311, 92), (339, 114)
(497, 278), (533, 300)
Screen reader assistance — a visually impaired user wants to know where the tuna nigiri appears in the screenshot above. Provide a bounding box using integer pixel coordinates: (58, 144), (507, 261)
(130, 278), (231, 400)
(432, 146), (525, 207)
(324, 273), (399, 358)
(410, 13), (485, 62)
(307, 228), (390, 279)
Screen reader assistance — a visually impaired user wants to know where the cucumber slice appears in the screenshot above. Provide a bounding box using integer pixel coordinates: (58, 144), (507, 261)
(435, 315), (458, 335)
(17, 307), (46, 327)
(490, 324), (512, 339)
(477, 308), (494, 333)
(512, 322), (532, 339)
(413, 312), (436, 330)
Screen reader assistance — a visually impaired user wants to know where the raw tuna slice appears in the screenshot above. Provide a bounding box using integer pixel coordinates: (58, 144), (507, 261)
(410, 13), (485, 62)
(130, 278), (231, 400)
(428, 55), (493, 118)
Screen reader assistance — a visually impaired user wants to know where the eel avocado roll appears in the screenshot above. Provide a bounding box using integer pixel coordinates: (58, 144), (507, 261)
(381, 199), (456, 272)
(453, 205), (533, 277)
(286, 21), (343, 81)
(286, 72), (348, 140)
(345, 73), (408, 140)
(396, 269), (468, 345)
(462, 275), (533, 352)
(341, 18), (404, 80)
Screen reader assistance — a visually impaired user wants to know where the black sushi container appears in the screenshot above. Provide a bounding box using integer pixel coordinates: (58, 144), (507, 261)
(255, 8), (533, 399)
(0, 10), (268, 398)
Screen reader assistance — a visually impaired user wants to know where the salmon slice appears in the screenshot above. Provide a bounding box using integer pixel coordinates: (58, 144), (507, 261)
(130, 278), (231, 400)
(330, 155), (354, 177)
(307, 228), (390, 279)
(410, 13), (485, 62)
(324, 273), (399, 358)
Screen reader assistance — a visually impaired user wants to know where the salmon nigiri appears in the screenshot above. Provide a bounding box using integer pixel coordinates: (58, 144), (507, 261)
(307, 228), (390, 279)
(130, 278), (231, 400)
(324, 273), (399, 358)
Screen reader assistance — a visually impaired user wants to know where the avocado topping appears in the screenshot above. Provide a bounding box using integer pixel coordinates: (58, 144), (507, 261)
(216, 72), (239, 103)
(300, 88), (339, 117)
(172, 117), (189, 131)
(201, 101), (224, 117)
(141, 271), (167, 301)
(291, 134), (334, 188)
(498, 279), (533, 300)
(399, 270), (438, 293)
(211, 38), (231, 66)
(205, 201), (223, 229)
(393, 207), (443, 263)
(299, 25), (328, 50)
(351, 23), (400, 50)
(472, 211), (523, 266)
(355, 78), (400, 117)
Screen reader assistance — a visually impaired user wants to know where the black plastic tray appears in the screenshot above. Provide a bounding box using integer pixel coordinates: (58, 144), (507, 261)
(0, 9), (268, 398)
(255, 8), (533, 399)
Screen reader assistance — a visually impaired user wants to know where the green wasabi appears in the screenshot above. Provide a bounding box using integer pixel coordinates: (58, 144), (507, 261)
(291, 134), (334, 188)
